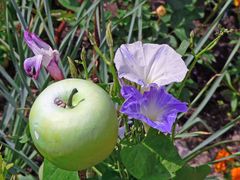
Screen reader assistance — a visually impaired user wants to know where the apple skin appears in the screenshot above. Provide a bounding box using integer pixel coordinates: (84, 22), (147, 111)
(29, 79), (118, 171)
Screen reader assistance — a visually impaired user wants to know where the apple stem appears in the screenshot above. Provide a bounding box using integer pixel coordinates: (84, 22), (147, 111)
(67, 88), (78, 108)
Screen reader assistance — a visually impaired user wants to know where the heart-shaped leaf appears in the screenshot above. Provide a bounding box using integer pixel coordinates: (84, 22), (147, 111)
(43, 159), (79, 180)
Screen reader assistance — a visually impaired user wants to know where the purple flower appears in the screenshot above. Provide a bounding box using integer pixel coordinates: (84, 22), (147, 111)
(114, 41), (188, 87)
(24, 30), (64, 80)
(120, 85), (187, 134)
(118, 126), (125, 139)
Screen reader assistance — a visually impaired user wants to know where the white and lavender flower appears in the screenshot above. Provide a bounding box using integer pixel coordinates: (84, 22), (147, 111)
(23, 30), (64, 80)
(114, 41), (188, 87)
(120, 85), (187, 134)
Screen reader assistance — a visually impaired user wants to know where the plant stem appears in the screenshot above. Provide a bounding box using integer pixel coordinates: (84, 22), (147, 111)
(92, 166), (102, 177)
(89, 32), (110, 65)
(172, 30), (229, 141)
(67, 88), (78, 108)
(177, 29), (228, 98)
(109, 62), (120, 96)
(81, 47), (89, 79)
(89, 32), (120, 96)
(183, 139), (240, 164)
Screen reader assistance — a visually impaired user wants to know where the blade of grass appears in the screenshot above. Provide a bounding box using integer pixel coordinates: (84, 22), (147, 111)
(184, 139), (240, 163)
(99, 0), (147, 47)
(175, 131), (211, 139)
(138, 3), (142, 41)
(9, 0), (27, 30)
(26, 2), (33, 24)
(60, 1), (89, 61)
(185, 0), (232, 66)
(127, 0), (139, 43)
(1, 103), (15, 130)
(43, 0), (54, 39)
(209, 152), (240, 163)
(0, 141), (39, 173)
(98, 1), (108, 83)
(32, 0), (56, 48)
(0, 65), (20, 92)
(59, 0), (99, 52)
(180, 38), (240, 133)
(6, 8), (32, 96)
(21, 0), (26, 16)
(0, 87), (17, 107)
(167, 0), (232, 92)
(183, 115), (240, 160)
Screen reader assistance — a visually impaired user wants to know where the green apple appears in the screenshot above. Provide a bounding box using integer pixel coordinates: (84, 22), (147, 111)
(29, 79), (118, 171)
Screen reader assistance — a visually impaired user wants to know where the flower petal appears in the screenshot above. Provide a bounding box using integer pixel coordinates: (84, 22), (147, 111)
(120, 86), (143, 120)
(121, 85), (141, 99)
(23, 55), (43, 79)
(143, 44), (188, 86)
(114, 41), (188, 86)
(46, 54), (64, 81)
(120, 85), (187, 134)
(24, 30), (57, 67)
(24, 30), (52, 55)
(114, 41), (146, 86)
(24, 31), (64, 81)
(118, 126), (125, 139)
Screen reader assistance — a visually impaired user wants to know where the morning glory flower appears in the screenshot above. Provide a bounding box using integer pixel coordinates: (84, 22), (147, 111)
(24, 30), (64, 80)
(120, 85), (187, 134)
(114, 41), (188, 87)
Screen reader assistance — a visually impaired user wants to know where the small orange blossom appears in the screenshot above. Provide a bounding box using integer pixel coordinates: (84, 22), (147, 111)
(214, 162), (227, 173)
(214, 149), (233, 173)
(234, 0), (240, 7)
(155, 5), (166, 17)
(231, 167), (240, 180)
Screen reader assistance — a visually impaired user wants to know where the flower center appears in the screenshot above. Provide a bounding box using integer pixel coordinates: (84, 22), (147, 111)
(140, 101), (163, 121)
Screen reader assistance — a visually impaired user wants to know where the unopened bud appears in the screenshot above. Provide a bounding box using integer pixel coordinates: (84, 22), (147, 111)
(106, 22), (113, 47)
(88, 32), (97, 46)
(81, 47), (86, 62)
(234, 0), (240, 7)
(156, 5), (166, 17)
(190, 31), (194, 49)
(67, 57), (78, 78)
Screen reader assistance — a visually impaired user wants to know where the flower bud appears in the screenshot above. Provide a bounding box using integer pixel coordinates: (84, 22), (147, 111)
(156, 5), (166, 17)
(234, 0), (240, 7)
(88, 32), (97, 46)
(106, 22), (113, 48)
(67, 57), (78, 78)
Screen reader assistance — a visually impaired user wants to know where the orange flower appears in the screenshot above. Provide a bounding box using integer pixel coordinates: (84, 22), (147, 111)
(155, 5), (166, 17)
(216, 149), (231, 159)
(214, 162), (227, 173)
(214, 149), (233, 173)
(234, 0), (240, 7)
(231, 167), (240, 180)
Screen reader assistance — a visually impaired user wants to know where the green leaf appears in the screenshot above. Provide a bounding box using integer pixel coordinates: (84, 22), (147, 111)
(101, 171), (121, 180)
(174, 28), (188, 41)
(143, 129), (183, 175)
(19, 124), (31, 144)
(120, 129), (183, 179)
(173, 165), (211, 180)
(177, 40), (190, 55)
(17, 175), (36, 180)
(58, 0), (81, 12)
(43, 159), (79, 180)
(121, 144), (170, 180)
(231, 93), (238, 112)
(68, 57), (79, 78)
